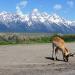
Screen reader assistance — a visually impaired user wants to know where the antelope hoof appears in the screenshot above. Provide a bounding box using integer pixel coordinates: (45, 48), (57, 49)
(56, 57), (58, 60)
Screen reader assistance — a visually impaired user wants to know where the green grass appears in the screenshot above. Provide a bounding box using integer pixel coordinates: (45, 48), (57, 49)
(0, 33), (75, 45)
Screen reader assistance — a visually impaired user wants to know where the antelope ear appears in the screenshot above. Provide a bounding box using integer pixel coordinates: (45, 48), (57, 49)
(69, 53), (74, 57)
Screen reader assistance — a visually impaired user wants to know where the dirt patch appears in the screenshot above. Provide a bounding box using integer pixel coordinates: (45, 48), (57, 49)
(0, 43), (75, 75)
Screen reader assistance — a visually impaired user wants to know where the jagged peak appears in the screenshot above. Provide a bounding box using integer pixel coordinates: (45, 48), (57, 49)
(0, 10), (74, 26)
(51, 13), (60, 18)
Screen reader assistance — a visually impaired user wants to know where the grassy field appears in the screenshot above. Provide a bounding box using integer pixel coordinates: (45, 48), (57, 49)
(0, 33), (75, 45)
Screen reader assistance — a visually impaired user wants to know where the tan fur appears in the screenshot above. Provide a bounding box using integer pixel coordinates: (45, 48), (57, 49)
(52, 36), (70, 61)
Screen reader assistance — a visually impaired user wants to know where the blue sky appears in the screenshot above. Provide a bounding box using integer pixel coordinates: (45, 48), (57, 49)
(0, 0), (75, 20)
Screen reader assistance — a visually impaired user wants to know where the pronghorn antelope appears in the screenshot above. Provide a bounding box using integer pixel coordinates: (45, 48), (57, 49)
(52, 36), (74, 62)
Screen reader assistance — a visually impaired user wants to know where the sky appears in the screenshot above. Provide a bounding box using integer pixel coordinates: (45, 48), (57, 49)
(0, 0), (75, 20)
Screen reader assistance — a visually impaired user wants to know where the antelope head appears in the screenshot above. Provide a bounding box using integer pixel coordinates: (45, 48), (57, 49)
(64, 53), (75, 62)
(68, 53), (75, 57)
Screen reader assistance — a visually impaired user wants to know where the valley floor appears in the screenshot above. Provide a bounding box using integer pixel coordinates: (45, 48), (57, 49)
(0, 43), (75, 75)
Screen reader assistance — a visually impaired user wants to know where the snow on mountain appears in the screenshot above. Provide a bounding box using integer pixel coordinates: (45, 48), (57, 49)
(0, 10), (75, 33)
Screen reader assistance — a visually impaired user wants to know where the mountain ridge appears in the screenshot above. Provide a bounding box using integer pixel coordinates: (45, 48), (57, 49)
(0, 10), (75, 33)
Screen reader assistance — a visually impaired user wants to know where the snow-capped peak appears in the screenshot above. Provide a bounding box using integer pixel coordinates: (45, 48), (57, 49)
(30, 9), (45, 23)
(51, 13), (60, 19)
(49, 13), (64, 24)
(0, 9), (74, 33)
(0, 10), (73, 26)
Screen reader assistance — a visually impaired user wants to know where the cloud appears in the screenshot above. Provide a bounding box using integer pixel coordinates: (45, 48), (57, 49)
(18, 0), (28, 8)
(54, 4), (62, 10)
(32, 8), (38, 12)
(16, 0), (28, 16)
(16, 6), (23, 16)
(67, 0), (74, 8)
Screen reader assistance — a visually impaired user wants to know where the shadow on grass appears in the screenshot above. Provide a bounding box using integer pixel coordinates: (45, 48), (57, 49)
(45, 57), (64, 62)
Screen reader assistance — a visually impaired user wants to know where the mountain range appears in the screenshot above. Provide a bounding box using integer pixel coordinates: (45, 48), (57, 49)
(0, 9), (75, 34)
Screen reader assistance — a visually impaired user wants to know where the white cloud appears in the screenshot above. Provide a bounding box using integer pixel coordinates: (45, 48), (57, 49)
(16, 6), (23, 16)
(16, 0), (28, 16)
(67, 0), (74, 8)
(18, 0), (28, 8)
(54, 4), (62, 10)
(32, 8), (38, 13)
